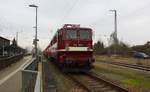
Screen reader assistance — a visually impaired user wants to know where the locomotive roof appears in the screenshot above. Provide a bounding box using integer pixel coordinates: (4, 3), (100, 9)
(58, 24), (92, 31)
(60, 27), (92, 30)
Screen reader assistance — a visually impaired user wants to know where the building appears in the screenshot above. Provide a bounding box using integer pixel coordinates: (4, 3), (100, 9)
(0, 36), (10, 47)
(0, 36), (10, 56)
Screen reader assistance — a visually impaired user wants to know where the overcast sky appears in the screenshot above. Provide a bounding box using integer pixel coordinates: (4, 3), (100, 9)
(0, 0), (150, 49)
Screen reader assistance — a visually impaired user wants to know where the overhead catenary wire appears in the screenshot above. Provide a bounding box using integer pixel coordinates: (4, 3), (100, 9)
(54, 0), (79, 27)
(48, 0), (79, 42)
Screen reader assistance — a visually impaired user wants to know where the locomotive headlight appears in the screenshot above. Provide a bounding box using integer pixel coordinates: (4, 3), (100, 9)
(66, 46), (69, 51)
(87, 44), (91, 51)
(87, 47), (90, 51)
(65, 43), (69, 51)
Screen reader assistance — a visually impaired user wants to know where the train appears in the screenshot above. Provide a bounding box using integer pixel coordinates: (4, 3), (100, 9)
(43, 24), (95, 72)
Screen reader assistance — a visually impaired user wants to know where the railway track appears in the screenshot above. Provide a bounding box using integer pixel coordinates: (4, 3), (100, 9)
(98, 61), (150, 71)
(46, 61), (130, 92)
(67, 72), (129, 92)
(43, 61), (57, 92)
(0, 54), (24, 70)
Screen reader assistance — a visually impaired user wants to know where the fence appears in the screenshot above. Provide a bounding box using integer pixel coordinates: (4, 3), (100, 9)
(22, 58), (42, 92)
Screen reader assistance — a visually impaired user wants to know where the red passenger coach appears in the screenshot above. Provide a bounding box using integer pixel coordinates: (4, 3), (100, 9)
(44, 24), (95, 72)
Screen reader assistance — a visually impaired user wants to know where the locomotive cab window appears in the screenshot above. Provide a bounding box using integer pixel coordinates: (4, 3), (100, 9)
(66, 30), (77, 39)
(79, 30), (90, 40)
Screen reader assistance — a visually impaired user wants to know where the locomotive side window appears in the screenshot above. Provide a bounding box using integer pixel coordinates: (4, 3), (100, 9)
(66, 30), (77, 39)
(79, 30), (90, 40)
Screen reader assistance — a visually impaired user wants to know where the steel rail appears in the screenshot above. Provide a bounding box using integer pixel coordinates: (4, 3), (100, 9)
(98, 60), (150, 71)
(67, 72), (130, 92)
(67, 74), (91, 92)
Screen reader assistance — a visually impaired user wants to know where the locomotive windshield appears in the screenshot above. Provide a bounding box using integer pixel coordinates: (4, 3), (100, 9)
(66, 30), (77, 39)
(66, 30), (91, 40)
(79, 30), (90, 40)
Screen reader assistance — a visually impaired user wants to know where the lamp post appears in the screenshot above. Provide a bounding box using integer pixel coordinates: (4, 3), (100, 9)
(29, 4), (38, 60)
(109, 9), (118, 55)
(109, 10), (117, 40)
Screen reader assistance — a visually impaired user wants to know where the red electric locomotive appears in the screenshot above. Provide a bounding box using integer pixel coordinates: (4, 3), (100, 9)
(44, 24), (94, 72)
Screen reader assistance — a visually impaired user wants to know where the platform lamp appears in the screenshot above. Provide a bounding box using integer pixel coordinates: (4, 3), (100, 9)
(29, 4), (39, 61)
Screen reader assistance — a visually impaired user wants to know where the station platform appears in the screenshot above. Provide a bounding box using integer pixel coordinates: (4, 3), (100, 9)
(0, 56), (32, 92)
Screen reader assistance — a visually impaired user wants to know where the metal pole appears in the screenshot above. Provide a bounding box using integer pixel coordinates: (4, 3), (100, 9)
(110, 10), (118, 43)
(16, 32), (18, 45)
(114, 10), (117, 41)
(29, 4), (38, 61)
(35, 7), (38, 61)
(114, 10), (117, 55)
(110, 9), (118, 55)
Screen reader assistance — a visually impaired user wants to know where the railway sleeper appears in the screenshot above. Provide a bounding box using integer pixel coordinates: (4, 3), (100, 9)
(93, 85), (112, 90)
(88, 84), (103, 88)
(89, 85), (106, 88)
(93, 87), (114, 92)
(86, 83), (114, 92)
(87, 82), (101, 85)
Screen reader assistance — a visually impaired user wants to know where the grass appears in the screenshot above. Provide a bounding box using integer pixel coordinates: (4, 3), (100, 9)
(43, 56), (150, 92)
(44, 59), (76, 92)
(95, 55), (150, 67)
(93, 63), (150, 92)
(122, 79), (141, 86)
